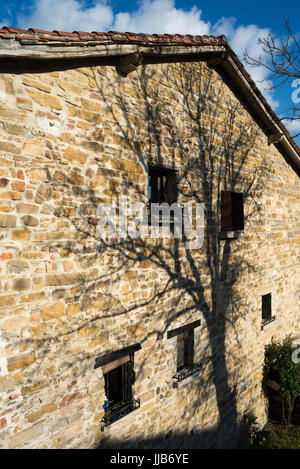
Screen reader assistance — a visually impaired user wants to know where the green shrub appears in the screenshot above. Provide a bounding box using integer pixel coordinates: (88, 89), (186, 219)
(259, 425), (300, 449)
(264, 336), (300, 425)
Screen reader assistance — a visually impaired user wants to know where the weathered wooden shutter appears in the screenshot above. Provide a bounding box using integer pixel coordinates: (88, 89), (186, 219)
(232, 192), (244, 230)
(186, 331), (194, 367)
(162, 174), (168, 202)
(177, 332), (187, 371)
(221, 190), (232, 231)
(149, 174), (158, 203)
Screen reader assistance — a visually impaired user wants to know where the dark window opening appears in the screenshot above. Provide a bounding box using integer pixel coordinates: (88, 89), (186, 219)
(104, 362), (128, 406)
(221, 191), (244, 231)
(177, 330), (193, 371)
(101, 354), (140, 428)
(147, 166), (179, 231)
(147, 167), (177, 205)
(262, 293), (272, 322)
(167, 320), (201, 385)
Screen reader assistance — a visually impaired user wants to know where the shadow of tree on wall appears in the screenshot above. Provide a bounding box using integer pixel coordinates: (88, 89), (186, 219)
(22, 60), (271, 448)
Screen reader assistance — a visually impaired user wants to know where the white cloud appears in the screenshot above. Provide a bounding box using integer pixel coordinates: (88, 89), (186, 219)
(17, 0), (113, 32)
(284, 119), (300, 136)
(212, 16), (236, 38)
(219, 22), (279, 108)
(17, 0), (211, 36)
(16, 0), (280, 108)
(113, 0), (210, 35)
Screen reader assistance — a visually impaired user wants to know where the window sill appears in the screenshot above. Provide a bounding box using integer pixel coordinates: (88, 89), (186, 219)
(100, 398), (140, 431)
(172, 363), (202, 388)
(219, 231), (242, 240)
(261, 316), (276, 330)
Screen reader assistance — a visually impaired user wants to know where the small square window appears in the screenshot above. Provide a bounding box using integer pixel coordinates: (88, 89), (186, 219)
(147, 167), (177, 204)
(221, 191), (244, 231)
(147, 166), (179, 230)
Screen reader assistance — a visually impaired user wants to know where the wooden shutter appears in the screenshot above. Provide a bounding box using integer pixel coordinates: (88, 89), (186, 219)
(232, 192), (244, 230)
(162, 175), (168, 202)
(221, 191), (232, 231)
(186, 331), (194, 367)
(157, 174), (168, 203)
(149, 174), (158, 203)
(177, 332), (187, 370)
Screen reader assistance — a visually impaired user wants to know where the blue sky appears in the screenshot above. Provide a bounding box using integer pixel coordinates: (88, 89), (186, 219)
(0, 0), (299, 141)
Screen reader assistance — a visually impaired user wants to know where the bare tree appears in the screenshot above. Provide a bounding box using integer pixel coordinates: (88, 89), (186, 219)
(244, 19), (300, 137)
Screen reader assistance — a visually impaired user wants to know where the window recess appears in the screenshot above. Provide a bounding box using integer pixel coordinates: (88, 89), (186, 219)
(167, 320), (201, 387)
(261, 293), (276, 329)
(147, 166), (182, 234)
(220, 190), (244, 234)
(147, 166), (178, 205)
(94, 343), (141, 429)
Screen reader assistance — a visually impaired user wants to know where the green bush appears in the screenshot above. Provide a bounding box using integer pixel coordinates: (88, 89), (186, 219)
(264, 336), (300, 425)
(258, 425), (300, 449)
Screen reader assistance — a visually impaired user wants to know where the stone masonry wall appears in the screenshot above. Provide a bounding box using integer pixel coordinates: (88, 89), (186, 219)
(0, 60), (299, 448)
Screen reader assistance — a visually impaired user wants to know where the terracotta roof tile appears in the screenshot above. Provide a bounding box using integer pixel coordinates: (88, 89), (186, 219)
(28, 28), (58, 35)
(53, 30), (79, 37)
(2, 26), (29, 33)
(73, 31), (95, 35)
(91, 31), (108, 36)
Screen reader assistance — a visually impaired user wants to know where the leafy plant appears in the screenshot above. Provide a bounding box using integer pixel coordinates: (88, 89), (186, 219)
(244, 412), (268, 447)
(259, 424), (300, 449)
(264, 336), (300, 425)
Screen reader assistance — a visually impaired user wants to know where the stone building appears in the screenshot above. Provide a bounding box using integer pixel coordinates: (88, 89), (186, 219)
(0, 27), (299, 449)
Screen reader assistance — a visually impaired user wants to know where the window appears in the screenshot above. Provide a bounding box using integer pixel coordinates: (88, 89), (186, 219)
(147, 166), (177, 204)
(177, 330), (193, 371)
(147, 166), (179, 231)
(94, 343), (141, 429)
(261, 293), (275, 328)
(221, 191), (244, 231)
(103, 355), (132, 407)
(167, 320), (201, 386)
(262, 293), (272, 321)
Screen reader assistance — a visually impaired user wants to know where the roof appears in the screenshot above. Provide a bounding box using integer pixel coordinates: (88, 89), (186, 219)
(0, 26), (299, 172)
(0, 27), (222, 46)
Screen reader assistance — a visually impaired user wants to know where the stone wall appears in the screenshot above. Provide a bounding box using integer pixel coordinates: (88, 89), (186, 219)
(0, 60), (299, 448)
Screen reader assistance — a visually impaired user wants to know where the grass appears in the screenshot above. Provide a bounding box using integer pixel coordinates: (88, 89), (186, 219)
(252, 422), (300, 449)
